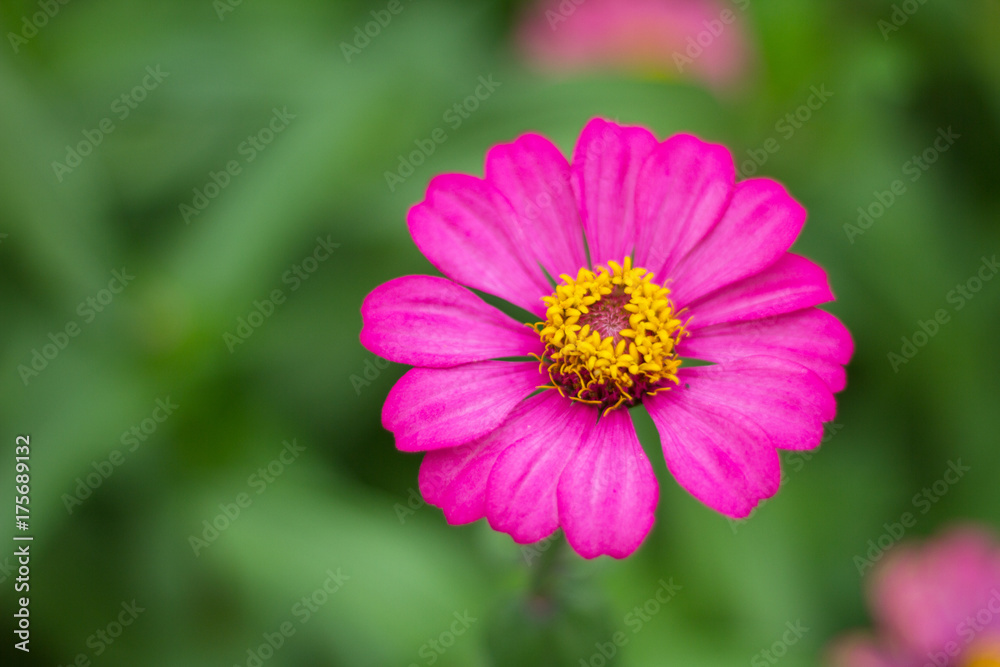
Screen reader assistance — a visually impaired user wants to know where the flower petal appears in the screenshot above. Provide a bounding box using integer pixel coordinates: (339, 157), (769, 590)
(571, 118), (658, 267)
(485, 133), (588, 280)
(669, 178), (807, 307)
(680, 308), (853, 392)
(408, 174), (553, 316)
(645, 376), (780, 518)
(633, 133), (735, 282)
(384, 361), (546, 452)
(486, 392), (597, 543)
(673, 357), (836, 451)
(418, 436), (510, 526)
(685, 253), (834, 328)
(557, 408), (658, 559)
(360, 275), (542, 367)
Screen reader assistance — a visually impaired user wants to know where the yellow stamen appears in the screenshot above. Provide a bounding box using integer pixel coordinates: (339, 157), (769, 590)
(532, 258), (687, 413)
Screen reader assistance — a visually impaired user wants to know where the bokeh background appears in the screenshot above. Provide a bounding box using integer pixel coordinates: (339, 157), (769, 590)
(2, 0), (999, 665)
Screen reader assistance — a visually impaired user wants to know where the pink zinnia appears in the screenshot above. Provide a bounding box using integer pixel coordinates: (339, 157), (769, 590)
(361, 118), (852, 559)
(516, 0), (752, 91)
(828, 526), (1000, 667)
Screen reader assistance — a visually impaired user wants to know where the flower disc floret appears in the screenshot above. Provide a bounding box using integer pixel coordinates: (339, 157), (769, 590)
(534, 257), (687, 413)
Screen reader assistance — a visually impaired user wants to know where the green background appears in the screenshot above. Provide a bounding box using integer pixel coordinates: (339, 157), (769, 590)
(1, 0), (999, 665)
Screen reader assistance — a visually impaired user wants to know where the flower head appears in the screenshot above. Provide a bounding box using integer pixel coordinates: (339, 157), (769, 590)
(829, 526), (1000, 667)
(516, 0), (753, 91)
(361, 118), (852, 559)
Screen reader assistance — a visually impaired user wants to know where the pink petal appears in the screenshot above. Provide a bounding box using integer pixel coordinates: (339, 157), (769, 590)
(685, 253), (834, 329)
(486, 392), (597, 543)
(675, 357), (836, 452)
(571, 118), (658, 267)
(360, 275), (542, 367)
(384, 361), (546, 452)
(680, 308), (853, 393)
(669, 178), (807, 307)
(557, 408), (658, 559)
(485, 133), (588, 280)
(645, 377), (780, 518)
(418, 434), (511, 526)
(633, 133), (735, 282)
(408, 174), (553, 316)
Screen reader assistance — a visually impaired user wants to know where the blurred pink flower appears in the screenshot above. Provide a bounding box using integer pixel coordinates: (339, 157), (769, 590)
(829, 526), (1000, 667)
(516, 0), (754, 90)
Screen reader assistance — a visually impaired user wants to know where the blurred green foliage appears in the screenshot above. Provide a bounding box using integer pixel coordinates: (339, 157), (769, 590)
(1, 0), (999, 665)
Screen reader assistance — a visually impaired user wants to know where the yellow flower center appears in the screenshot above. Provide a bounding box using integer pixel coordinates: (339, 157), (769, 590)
(964, 641), (1000, 667)
(533, 257), (687, 413)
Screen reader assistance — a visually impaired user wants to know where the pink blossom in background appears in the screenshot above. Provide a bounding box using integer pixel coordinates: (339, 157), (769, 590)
(516, 0), (754, 91)
(829, 526), (1000, 667)
(360, 118), (851, 559)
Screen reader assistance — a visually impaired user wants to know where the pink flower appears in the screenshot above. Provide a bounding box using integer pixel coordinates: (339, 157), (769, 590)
(828, 526), (1000, 667)
(516, 0), (753, 91)
(360, 118), (852, 559)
